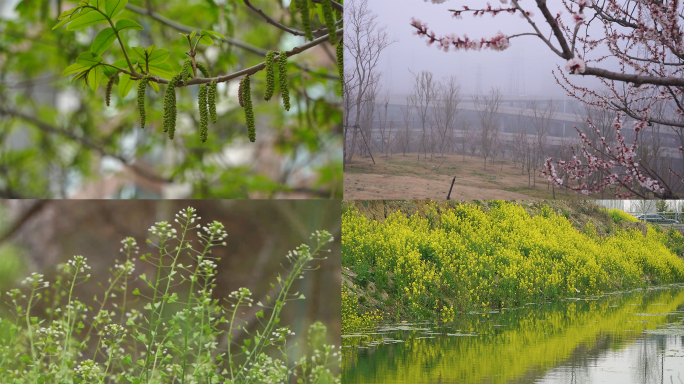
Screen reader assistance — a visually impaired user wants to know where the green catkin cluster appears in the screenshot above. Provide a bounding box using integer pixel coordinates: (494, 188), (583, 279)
(137, 74), (151, 128)
(198, 84), (209, 142)
(195, 62), (210, 78)
(337, 40), (344, 94)
(335, 9), (342, 22)
(195, 62), (218, 123)
(163, 74), (181, 139)
(241, 75), (255, 142)
(180, 58), (193, 84)
(264, 51), (276, 101)
(278, 52), (290, 111)
(321, 0), (337, 44)
(296, 0), (314, 41)
(208, 81), (217, 123)
(105, 72), (118, 106)
(238, 77), (245, 108)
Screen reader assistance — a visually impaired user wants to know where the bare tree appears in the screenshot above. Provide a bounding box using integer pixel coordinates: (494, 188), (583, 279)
(433, 76), (462, 157)
(397, 96), (414, 156)
(410, 70), (438, 161)
(529, 99), (557, 188)
(460, 118), (471, 161)
(343, 0), (394, 167)
(472, 88), (502, 171)
(374, 90), (393, 157)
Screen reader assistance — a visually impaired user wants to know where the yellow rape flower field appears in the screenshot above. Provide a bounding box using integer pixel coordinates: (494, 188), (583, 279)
(342, 201), (684, 328)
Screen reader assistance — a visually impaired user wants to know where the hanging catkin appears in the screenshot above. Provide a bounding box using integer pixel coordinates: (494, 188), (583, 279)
(163, 74), (181, 139)
(137, 74), (151, 128)
(321, 0), (337, 44)
(241, 75), (255, 142)
(105, 72), (118, 106)
(179, 58), (193, 84)
(297, 0), (314, 41)
(264, 51), (275, 101)
(337, 40), (344, 95)
(198, 84), (209, 143)
(278, 52), (290, 111)
(208, 81), (217, 123)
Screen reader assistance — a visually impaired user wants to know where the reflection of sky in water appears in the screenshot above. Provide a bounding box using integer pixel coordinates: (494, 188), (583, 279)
(539, 336), (684, 384)
(343, 286), (684, 384)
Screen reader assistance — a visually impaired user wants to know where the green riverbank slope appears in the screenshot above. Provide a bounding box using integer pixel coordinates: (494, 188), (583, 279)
(342, 200), (684, 330)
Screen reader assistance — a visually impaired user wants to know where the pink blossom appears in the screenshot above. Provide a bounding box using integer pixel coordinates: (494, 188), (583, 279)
(564, 58), (586, 74)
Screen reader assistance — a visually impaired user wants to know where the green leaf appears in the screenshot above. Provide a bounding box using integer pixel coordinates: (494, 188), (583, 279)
(203, 30), (226, 40)
(149, 80), (159, 93)
(146, 44), (156, 55)
(115, 19), (143, 32)
(189, 30), (197, 40)
(299, 294), (305, 299)
(147, 49), (169, 64)
(20, 353), (31, 364)
(77, 321), (85, 329)
(148, 62), (175, 78)
(66, 11), (107, 31)
(243, 339), (251, 347)
(256, 310), (264, 318)
(53, 8), (93, 29)
(131, 47), (147, 62)
(62, 62), (89, 77)
(105, 0), (127, 18)
(58, 7), (79, 20)
(132, 287), (140, 296)
(198, 35), (214, 46)
(91, 27), (116, 56)
(102, 65), (118, 78)
(123, 354), (132, 366)
(76, 52), (102, 67)
(87, 65), (102, 91)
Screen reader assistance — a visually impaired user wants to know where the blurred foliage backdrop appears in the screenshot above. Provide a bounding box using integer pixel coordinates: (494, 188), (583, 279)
(0, 199), (341, 357)
(0, 0), (342, 198)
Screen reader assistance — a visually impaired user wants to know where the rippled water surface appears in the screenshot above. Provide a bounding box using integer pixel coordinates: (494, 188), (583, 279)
(342, 286), (684, 384)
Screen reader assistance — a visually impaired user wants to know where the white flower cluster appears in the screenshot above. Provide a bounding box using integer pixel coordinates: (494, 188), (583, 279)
(175, 207), (200, 228)
(21, 272), (47, 288)
(149, 221), (177, 241)
(243, 353), (288, 384)
(67, 255), (92, 275)
(104, 324), (125, 336)
(199, 221), (228, 245)
(119, 237), (139, 254)
(75, 359), (102, 380)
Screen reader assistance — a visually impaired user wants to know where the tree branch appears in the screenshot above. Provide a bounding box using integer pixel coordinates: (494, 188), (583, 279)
(146, 30), (343, 86)
(124, 3), (338, 80)
(0, 107), (172, 185)
(582, 66), (684, 87)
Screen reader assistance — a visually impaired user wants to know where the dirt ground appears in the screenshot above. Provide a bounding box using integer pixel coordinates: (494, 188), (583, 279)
(344, 153), (584, 200)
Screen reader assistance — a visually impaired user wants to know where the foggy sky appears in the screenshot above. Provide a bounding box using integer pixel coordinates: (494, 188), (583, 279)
(366, 0), (611, 98)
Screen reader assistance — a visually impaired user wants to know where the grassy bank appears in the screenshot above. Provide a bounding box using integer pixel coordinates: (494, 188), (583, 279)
(342, 201), (684, 326)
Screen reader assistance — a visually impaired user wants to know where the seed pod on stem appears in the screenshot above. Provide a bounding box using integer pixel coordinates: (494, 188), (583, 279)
(198, 84), (209, 143)
(278, 52), (290, 111)
(137, 74), (151, 128)
(264, 51), (276, 101)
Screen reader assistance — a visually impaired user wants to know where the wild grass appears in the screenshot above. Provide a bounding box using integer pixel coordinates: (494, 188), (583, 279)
(0, 207), (338, 384)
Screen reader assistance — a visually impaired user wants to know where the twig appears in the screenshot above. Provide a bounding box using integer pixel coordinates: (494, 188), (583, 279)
(446, 177), (456, 200)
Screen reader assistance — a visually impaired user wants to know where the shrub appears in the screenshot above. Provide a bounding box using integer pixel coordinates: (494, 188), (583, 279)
(0, 207), (338, 384)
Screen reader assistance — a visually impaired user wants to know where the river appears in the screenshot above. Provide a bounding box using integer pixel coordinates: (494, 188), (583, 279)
(342, 285), (684, 384)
